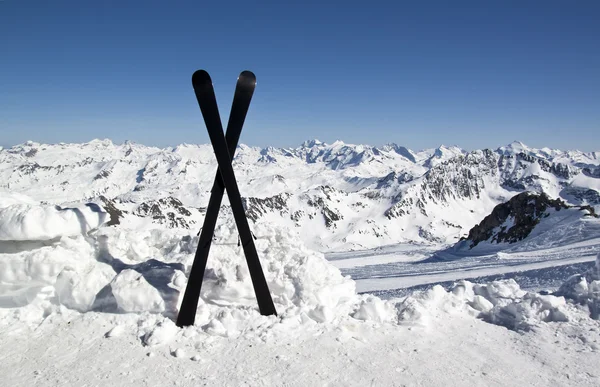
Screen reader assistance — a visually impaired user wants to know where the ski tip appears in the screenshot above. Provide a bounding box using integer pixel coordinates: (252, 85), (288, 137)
(238, 70), (256, 85)
(192, 70), (212, 86)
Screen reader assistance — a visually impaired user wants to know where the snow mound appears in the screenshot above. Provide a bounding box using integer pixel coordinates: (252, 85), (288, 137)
(0, 194), (108, 241)
(111, 269), (166, 313)
(555, 253), (600, 319)
(395, 279), (574, 331)
(0, 221), (397, 338)
(195, 224), (359, 323)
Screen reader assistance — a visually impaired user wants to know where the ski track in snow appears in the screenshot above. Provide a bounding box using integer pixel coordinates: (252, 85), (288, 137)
(328, 239), (600, 293)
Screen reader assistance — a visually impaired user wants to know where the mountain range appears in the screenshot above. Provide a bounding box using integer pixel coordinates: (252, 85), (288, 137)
(1, 139), (599, 251)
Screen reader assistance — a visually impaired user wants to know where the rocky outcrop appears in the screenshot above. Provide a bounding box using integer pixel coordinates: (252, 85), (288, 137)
(305, 186), (345, 228)
(463, 192), (596, 248)
(242, 193), (290, 222)
(560, 187), (600, 207)
(583, 167), (600, 178)
(499, 153), (577, 191)
(134, 197), (193, 229)
(98, 196), (124, 226)
(376, 171), (415, 189)
(384, 150), (498, 219)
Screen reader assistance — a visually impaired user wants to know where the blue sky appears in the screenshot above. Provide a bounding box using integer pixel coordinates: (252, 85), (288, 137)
(1, 1), (599, 151)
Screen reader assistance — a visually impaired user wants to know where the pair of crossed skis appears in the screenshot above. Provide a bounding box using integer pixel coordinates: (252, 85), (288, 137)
(176, 70), (277, 327)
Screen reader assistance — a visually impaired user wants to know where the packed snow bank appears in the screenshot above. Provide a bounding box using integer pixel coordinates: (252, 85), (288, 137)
(0, 221), (396, 335)
(556, 253), (600, 319)
(0, 191), (108, 241)
(392, 257), (600, 329)
(91, 223), (385, 333)
(396, 279), (573, 331)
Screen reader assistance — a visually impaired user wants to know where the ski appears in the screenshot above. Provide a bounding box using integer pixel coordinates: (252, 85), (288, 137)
(176, 70), (276, 327)
(177, 70), (256, 327)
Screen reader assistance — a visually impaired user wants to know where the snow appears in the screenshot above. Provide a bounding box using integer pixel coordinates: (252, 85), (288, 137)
(2, 226), (599, 385)
(0, 189), (39, 207)
(1, 139), (600, 385)
(0, 220), (395, 332)
(0, 202), (108, 241)
(572, 172), (600, 191)
(0, 190), (108, 241)
(110, 269), (166, 313)
(4, 138), (596, 251)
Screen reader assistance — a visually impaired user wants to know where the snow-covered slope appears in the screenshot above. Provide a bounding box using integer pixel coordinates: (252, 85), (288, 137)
(1, 139), (599, 251)
(454, 192), (599, 252)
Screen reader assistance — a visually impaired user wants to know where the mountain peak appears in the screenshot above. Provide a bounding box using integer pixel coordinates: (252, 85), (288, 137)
(301, 139), (323, 148)
(86, 138), (114, 147)
(496, 140), (533, 157)
(382, 143), (417, 163)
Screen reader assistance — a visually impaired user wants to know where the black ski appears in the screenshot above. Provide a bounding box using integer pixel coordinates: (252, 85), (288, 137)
(176, 70), (276, 327)
(177, 70), (256, 327)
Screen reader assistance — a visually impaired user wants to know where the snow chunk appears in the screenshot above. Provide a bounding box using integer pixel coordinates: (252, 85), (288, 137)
(0, 202), (108, 241)
(1, 220), (397, 337)
(0, 234), (100, 309)
(469, 295), (494, 313)
(55, 264), (115, 312)
(142, 319), (178, 346)
(486, 293), (569, 331)
(395, 285), (471, 327)
(556, 274), (588, 302)
(105, 325), (126, 338)
(555, 253), (600, 320)
(191, 223), (361, 326)
(110, 269), (165, 313)
(353, 295), (396, 323)
(472, 279), (526, 305)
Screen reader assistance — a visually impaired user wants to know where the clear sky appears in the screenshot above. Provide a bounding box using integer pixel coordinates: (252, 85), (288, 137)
(1, 0), (599, 151)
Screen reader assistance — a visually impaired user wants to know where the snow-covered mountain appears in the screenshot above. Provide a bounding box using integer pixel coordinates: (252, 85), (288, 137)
(1, 139), (599, 251)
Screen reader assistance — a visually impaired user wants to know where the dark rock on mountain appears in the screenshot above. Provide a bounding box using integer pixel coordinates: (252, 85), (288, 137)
(560, 187), (600, 207)
(376, 171), (414, 189)
(15, 162), (54, 175)
(98, 196), (124, 226)
(134, 197), (192, 229)
(463, 192), (596, 249)
(305, 186), (344, 228)
(24, 148), (38, 157)
(385, 150), (498, 219)
(583, 167), (600, 178)
(242, 193), (290, 222)
(94, 170), (111, 180)
(385, 196), (427, 219)
(498, 153), (578, 192)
